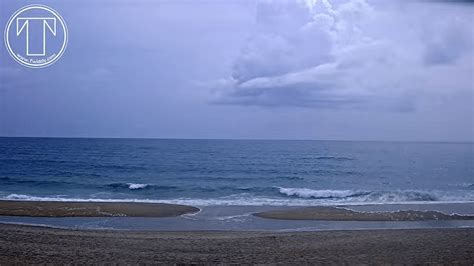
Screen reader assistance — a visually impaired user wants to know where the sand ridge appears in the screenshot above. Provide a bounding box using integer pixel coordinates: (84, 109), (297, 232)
(253, 206), (474, 221)
(0, 200), (199, 217)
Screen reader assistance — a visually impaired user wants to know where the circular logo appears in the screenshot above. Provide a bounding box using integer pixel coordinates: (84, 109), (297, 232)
(4, 5), (68, 68)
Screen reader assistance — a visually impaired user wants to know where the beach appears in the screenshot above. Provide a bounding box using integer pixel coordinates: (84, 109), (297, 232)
(0, 223), (473, 264)
(1, 200), (473, 221)
(0, 200), (199, 217)
(253, 206), (474, 221)
(0, 201), (473, 263)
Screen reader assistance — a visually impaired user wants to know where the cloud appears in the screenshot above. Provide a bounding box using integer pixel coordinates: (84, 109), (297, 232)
(422, 16), (472, 65)
(423, 0), (474, 4)
(211, 0), (473, 111)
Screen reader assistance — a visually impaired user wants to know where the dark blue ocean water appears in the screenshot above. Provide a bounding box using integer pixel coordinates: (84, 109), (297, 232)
(0, 137), (472, 206)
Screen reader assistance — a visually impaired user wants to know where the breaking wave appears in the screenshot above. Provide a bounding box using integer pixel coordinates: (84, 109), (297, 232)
(2, 187), (474, 207)
(107, 183), (151, 190)
(277, 187), (474, 203)
(278, 187), (368, 199)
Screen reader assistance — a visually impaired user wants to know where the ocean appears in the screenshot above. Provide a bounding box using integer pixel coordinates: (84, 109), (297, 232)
(1, 137), (472, 207)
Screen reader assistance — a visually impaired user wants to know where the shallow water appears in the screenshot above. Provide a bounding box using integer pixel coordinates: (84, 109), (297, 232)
(0, 203), (473, 231)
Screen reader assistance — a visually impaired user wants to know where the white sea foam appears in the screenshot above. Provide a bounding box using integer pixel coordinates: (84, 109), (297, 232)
(278, 187), (358, 199)
(277, 187), (474, 203)
(127, 183), (148, 190)
(214, 213), (253, 221)
(2, 192), (474, 207)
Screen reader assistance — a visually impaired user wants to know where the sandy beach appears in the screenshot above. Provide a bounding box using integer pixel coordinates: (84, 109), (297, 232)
(2, 200), (472, 222)
(0, 200), (199, 217)
(1, 201), (473, 263)
(0, 224), (472, 264)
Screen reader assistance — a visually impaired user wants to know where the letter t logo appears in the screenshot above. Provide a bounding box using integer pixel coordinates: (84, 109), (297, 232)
(16, 17), (57, 56)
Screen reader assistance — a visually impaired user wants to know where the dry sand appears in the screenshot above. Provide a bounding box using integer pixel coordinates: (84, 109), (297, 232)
(254, 206), (474, 221)
(0, 224), (473, 264)
(0, 200), (199, 217)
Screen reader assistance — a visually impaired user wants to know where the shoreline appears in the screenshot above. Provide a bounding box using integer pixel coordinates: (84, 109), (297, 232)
(1, 220), (473, 233)
(0, 223), (473, 264)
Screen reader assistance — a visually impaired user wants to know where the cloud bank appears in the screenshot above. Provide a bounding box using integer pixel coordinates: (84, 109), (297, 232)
(211, 0), (473, 111)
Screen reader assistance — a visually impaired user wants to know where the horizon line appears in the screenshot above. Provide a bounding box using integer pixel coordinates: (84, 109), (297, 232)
(0, 135), (472, 144)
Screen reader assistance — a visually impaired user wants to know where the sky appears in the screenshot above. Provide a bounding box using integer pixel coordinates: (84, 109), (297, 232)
(0, 0), (473, 141)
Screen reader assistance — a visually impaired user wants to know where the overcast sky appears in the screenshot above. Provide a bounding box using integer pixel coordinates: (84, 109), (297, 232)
(0, 0), (473, 141)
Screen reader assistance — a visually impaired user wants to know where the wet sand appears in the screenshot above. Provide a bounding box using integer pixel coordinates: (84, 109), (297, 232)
(0, 200), (199, 217)
(0, 224), (472, 264)
(254, 206), (474, 221)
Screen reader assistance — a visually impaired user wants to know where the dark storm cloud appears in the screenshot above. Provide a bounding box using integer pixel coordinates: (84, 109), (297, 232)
(211, 0), (473, 113)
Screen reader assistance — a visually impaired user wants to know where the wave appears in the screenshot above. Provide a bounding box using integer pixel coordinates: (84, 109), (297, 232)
(274, 176), (304, 181)
(279, 187), (369, 199)
(106, 183), (177, 191)
(107, 183), (149, 190)
(1, 178), (156, 191)
(1, 194), (164, 203)
(277, 187), (474, 203)
(128, 183), (148, 190)
(0, 178), (174, 192)
(314, 156), (354, 161)
(0, 177), (272, 194)
(2, 190), (474, 207)
(0, 177), (85, 187)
